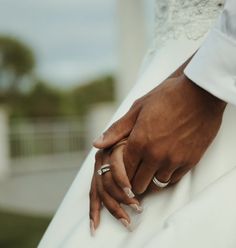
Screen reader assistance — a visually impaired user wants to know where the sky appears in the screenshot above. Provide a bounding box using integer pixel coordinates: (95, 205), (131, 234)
(0, 0), (154, 88)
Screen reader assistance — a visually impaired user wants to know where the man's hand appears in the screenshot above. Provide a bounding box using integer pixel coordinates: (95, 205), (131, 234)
(94, 74), (226, 194)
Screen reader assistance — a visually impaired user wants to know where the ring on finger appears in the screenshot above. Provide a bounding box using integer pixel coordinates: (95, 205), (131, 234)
(152, 176), (170, 188)
(97, 164), (111, 176)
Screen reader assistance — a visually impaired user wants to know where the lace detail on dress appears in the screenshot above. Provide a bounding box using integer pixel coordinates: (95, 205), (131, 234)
(154, 0), (225, 47)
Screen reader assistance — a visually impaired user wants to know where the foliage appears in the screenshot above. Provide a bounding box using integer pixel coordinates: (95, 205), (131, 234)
(71, 75), (115, 117)
(7, 75), (115, 119)
(0, 35), (115, 119)
(0, 209), (51, 248)
(0, 36), (35, 93)
(6, 80), (62, 118)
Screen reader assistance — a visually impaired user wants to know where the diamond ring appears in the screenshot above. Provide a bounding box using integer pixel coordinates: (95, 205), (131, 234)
(97, 164), (111, 176)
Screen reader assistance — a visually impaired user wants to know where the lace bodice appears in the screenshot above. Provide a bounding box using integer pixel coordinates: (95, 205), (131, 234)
(154, 0), (225, 47)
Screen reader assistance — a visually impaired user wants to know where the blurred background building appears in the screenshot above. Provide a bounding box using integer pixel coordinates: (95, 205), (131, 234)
(0, 0), (155, 246)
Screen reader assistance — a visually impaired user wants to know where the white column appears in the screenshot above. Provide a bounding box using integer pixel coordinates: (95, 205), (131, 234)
(0, 107), (9, 179)
(116, 0), (147, 102)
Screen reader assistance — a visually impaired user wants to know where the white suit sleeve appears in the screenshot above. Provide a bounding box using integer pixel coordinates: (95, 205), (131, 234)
(184, 0), (236, 106)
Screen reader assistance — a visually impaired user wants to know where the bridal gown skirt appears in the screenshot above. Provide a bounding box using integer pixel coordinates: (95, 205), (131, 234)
(39, 37), (236, 248)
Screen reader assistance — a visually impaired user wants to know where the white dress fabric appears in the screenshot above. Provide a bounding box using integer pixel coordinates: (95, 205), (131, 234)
(39, 1), (236, 247)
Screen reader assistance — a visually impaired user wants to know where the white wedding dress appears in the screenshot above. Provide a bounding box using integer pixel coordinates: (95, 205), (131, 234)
(39, 1), (236, 247)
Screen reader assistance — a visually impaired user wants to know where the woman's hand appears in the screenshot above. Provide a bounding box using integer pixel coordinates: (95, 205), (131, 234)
(89, 143), (142, 235)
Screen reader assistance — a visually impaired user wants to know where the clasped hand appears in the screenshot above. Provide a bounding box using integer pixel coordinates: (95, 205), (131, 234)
(89, 73), (226, 234)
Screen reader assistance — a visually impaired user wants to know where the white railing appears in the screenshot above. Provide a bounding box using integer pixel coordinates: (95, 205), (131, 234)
(9, 118), (86, 159)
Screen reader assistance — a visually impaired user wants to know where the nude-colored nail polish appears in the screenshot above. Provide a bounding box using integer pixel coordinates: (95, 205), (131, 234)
(119, 218), (132, 232)
(90, 219), (95, 236)
(123, 187), (135, 198)
(129, 204), (143, 213)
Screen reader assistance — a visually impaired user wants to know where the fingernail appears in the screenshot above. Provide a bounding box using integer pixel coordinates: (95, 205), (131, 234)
(123, 187), (135, 198)
(90, 219), (95, 236)
(93, 134), (104, 144)
(119, 218), (132, 232)
(129, 204), (143, 213)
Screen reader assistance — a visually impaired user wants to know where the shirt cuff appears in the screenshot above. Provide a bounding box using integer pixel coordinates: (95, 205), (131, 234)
(184, 28), (236, 106)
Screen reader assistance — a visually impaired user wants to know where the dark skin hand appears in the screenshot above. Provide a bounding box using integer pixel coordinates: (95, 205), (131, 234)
(89, 145), (142, 235)
(89, 141), (164, 234)
(90, 56), (227, 233)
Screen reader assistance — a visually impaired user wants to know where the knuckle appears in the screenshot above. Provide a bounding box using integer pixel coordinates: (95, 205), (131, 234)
(168, 154), (184, 166)
(147, 149), (163, 162)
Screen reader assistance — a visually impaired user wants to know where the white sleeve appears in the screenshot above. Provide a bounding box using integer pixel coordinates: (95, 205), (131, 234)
(184, 0), (236, 106)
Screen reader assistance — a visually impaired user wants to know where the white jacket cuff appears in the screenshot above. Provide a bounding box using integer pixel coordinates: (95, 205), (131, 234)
(184, 28), (236, 106)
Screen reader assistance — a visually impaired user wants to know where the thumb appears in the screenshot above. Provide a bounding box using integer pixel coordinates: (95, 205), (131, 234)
(93, 102), (141, 149)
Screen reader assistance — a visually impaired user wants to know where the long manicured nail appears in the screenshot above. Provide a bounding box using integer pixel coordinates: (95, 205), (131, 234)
(123, 187), (135, 198)
(119, 218), (132, 232)
(90, 219), (95, 236)
(129, 204), (143, 213)
(93, 134), (104, 144)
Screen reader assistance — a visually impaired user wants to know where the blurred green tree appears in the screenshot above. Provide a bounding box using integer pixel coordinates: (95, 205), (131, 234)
(71, 75), (115, 117)
(0, 36), (35, 95)
(0, 35), (116, 119)
(25, 80), (62, 118)
(9, 75), (115, 119)
(10, 80), (63, 118)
